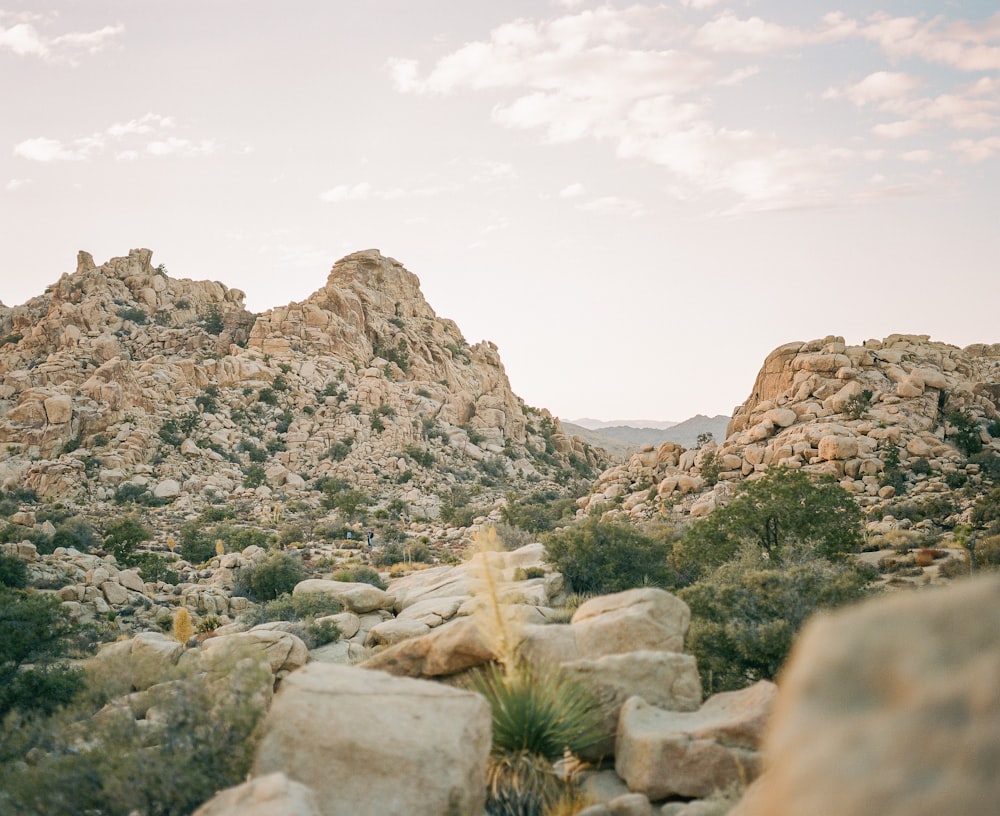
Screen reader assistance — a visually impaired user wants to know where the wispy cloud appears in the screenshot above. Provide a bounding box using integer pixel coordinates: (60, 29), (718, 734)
(4, 178), (31, 191)
(13, 113), (223, 163)
(388, 5), (1000, 212)
(318, 181), (456, 203)
(0, 15), (123, 64)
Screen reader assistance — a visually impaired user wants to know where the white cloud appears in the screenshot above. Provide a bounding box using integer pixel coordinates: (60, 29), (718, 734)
(718, 65), (759, 87)
(577, 195), (644, 218)
(4, 178), (31, 191)
(951, 136), (1000, 161)
(693, 11), (854, 54)
(318, 181), (454, 203)
(0, 22), (47, 56)
(14, 115), (224, 163)
(13, 136), (89, 161)
(0, 19), (123, 63)
(145, 137), (216, 158)
(862, 12), (1000, 72)
(558, 182), (585, 198)
(319, 182), (373, 203)
(900, 149), (932, 163)
(824, 71), (923, 106)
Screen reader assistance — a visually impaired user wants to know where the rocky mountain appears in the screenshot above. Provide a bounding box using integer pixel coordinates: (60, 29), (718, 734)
(564, 415), (731, 458)
(0, 247), (603, 520)
(583, 334), (1000, 536)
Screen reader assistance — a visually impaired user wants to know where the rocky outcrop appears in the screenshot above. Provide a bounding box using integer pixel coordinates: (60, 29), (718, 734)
(0, 249), (602, 548)
(583, 334), (1000, 530)
(732, 575), (1000, 816)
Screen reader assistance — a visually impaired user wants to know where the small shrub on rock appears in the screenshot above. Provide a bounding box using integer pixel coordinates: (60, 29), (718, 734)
(0, 554), (28, 589)
(240, 552), (304, 601)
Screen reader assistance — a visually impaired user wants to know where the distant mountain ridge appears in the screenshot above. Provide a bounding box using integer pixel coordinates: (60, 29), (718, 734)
(570, 418), (679, 430)
(562, 414), (731, 458)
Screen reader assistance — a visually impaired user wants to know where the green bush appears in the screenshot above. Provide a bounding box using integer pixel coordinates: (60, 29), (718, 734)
(50, 517), (97, 552)
(103, 516), (153, 565)
(543, 518), (677, 595)
(117, 306), (147, 324)
(0, 649), (268, 815)
(676, 467), (863, 582)
(238, 552), (304, 601)
(680, 548), (874, 694)
(0, 587), (87, 717)
(332, 565), (387, 590)
(239, 591), (343, 626)
(243, 464), (267, 488)
(972, 487), (1000, 532)
(946, 408), (984, 456)
(0, 554), (28, 589)
(501, 490), (579, 534)
(130, 553), (179, 585)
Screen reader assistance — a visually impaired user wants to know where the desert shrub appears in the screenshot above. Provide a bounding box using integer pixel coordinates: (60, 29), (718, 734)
(0, 649), (268, 815)
(49, 517), (97, 552)
(843, 388), (873, 420)
(484, 750), (579, 816)
(103, 515), (153, 565)
(910, 458), (933, 476)
(326, 439), (353, 461)
(243, 464), (267, 488)
(332, 565), (387, 590)
(970, 451), (1000, 481)
(680, 548), (874, 694)
(198, 304), (225, 334)
(501, 490), (578, 534)
(194, 385), (219, 413)
(117, 305), (147, 324)
(699, 450), (721, 487)
(972, 533), (1000, 570)
(0, 554), (28, 589)
(239, 591), (343, 626)
(278, 524), (305, 547)
(464, 660), (604, 760)
(130, 552), (179, 585)
(404, 444), (435, 467)
(944, 470), (969, 489)
(494, 523), (534, 550)
(971, 487), (1000, 532)
(889, 495), (957, 526)
(946, 408), (984, 456)
(321, 486), (370, 519)
(677, 467), (863, 582)
(239, 552), (304, 601)
(0, 587), (87, 717)
(543, 517), (676, 595)
(938, 555), (970, 578)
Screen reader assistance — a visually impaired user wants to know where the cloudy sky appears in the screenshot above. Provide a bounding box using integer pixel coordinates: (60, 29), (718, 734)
(2, 2), (998, 422)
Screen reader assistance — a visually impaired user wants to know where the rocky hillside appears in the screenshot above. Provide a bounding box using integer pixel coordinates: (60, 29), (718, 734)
(0, 248), (602, 522)
(564, 414), (731, 458)
(584, 334), (1000, 535)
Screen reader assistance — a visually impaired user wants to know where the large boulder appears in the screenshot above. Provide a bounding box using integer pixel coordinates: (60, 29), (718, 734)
(615, 681), (776, 800)
(253, 663), (491, 816)
(93, 631), (183, 691)
(563, 650), (702, 761)
(360, 615), (494, 677)
(518, 588), (690, 667)
(199, 629), (308, 677)
(293, 579), (394, 614)
(732, 575), (1000, 816)
(192, 772), (321, 816)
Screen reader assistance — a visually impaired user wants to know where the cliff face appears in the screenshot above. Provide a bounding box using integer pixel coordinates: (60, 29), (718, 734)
(583, 334), (1000, 526)
(0, 249), (601, 516)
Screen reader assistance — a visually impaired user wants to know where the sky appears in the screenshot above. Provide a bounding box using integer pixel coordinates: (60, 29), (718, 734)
(2, 1), (999, 423)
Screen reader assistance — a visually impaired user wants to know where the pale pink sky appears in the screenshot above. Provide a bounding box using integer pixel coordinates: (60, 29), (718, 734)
(2, 1), (999, 421)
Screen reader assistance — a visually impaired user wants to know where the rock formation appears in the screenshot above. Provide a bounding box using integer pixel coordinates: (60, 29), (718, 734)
(583, 334), (1000, 534)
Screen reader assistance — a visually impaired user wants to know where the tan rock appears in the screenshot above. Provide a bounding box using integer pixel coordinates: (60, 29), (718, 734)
(202, 629), (308, 676)
(253, 663), (491, 816)
(192, 772), (321, 816)
(817, 435), (859, 460)
(615, 681), (775, 800)
(360, 615), (494, 678)
(293, 579), (394, 614)
(43, 394), (73, 424)
(563, 650), (702, 760)
(735, 576), (1000, 816)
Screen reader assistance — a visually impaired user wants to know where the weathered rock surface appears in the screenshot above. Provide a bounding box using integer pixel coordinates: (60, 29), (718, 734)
(253, 663), (491, 816)
(192, 772), (321, 816)
(583, 335), (1000, 535)
(732, 575), (1000, 816)
(615, 680), (776, 800)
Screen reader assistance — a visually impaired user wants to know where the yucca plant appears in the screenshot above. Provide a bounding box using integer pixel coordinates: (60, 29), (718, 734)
(465, 660), (604, 761)
(485, 751), (567, 816)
